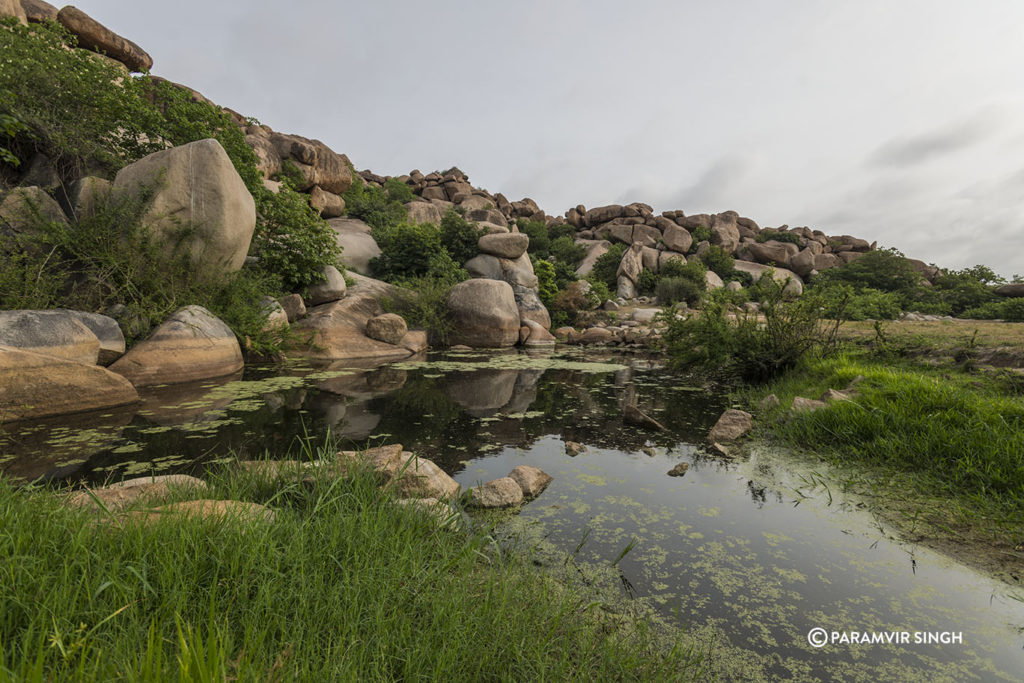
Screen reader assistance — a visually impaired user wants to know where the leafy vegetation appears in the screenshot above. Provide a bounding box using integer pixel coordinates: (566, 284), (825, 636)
(588, 243), (627, 291)
(0, 186), (284, 350)
(663, 281), (845, 382)
(755, 229), (803, 246)
(0, 440), (703, 680)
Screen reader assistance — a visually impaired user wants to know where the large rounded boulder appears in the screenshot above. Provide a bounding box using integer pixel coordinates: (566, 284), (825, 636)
(113, 139), (256, 274)
(108, 305), (243, 387)
(446, 279), (520, 348)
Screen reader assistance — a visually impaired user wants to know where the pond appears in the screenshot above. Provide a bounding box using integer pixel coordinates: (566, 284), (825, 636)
(2, 349), (1022, 681)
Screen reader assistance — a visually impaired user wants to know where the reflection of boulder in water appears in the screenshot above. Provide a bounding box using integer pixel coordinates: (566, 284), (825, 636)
(135, 370), (245, 426)
(306, 394), (381, 440)
(316, 362), (408, 399)
(0, 407), (136, 482)
(613, 366), (634, 388)
(504, 370), (543, 414)
(447, 370), (519, 415)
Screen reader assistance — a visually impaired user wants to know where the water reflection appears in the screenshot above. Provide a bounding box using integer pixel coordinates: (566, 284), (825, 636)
(0, 350), (1021, 680)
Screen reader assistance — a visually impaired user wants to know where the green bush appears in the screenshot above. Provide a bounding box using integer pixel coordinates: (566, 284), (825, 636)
(343, 180), (407, 231)
(588, 243), (626, 290)
(636, 269), (658, 295)
(381, 276), (457, 345)
(687, 224), (711, 249)
(535, 259), (559, 310)
(549, 235), (585, 267)
(439, 209), (478, 265)
(383, 177), (415, 204)
(655, 277), (703, 306)
(663, 282), (845, 382)
(816, 284), (901, 321)
(755, 230), (803, 246)
(699, 245), (736, 280)
(962, 298), (1024, 322)
(814, 248), (922, 294)
(370, 222), (443, 281)
(517, 218), (550, 258)
(586, 279), (612, 306)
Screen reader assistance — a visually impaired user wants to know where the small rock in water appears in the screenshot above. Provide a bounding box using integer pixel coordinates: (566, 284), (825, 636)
(507, 465), (552, 498)
(707, 409), (753, 442)
(565, 441), (586, 457)
(623, 405), (667, 431)
(667, 462), (690, 477)
(707, 442), (733, 458)
(468, 477), (524, 508)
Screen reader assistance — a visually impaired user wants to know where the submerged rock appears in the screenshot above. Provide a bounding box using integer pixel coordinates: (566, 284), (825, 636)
(667, 462), (690, 477)
(707, 409), (753, 442)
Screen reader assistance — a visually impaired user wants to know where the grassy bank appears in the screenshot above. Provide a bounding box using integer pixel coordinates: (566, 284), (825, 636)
(749, 350), (1024, 579)
(0, 447), (704, 680)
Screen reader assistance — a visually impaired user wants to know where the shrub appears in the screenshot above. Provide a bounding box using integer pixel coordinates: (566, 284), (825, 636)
(756, 230), (803, 246)
(962, 298), (1024, 322)
(383, 177), (415, 204)
(655, 277), (703, 306)
(517, 219), (550, 258)
(535, 259), (559, 310)
(588, 243), (626, 290)
(586, 279), (612, 307)
(343, 180), (407, 231)
(699, 245), (735, 280)
(439, 209), (478, 265)
(814, 248), (922, 294)
(549, 236), (585, 267)
(381, 276), (456, 345)
(635, 268), (658, 295)
(816, 284), (901, 321)
(370, 222), (444, 281)
(688, 224), (711, 248)
(663, 282), (846, 382)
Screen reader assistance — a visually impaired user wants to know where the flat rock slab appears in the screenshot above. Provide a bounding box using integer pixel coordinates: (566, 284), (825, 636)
(478, 232), (529, 259)
(707, 409), (753, 442)
(66, 475), (207, 511)
(123, 499), (275, 526)
(108, 305), (243, 388)
(0, 344), (138, 422)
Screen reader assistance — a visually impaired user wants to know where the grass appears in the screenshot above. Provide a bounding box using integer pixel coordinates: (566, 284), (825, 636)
(0, 440), (704, 681)
(749, 350), (1024, 579)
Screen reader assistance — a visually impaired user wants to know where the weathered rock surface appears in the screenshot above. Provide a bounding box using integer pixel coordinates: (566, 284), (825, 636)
(365, 313), (407, 345)
(388, 452), (460, 500)
(309, 186), (345, 218)
(667, 462), (690, 477)
(446, 279), (520, 348)
(662, 224), (693, 254)
(507, 465), (552, 498)
(57, 6), (153, 72)
(0, 0), (27, 24)
(478, 232), (529, 259)
(305, 265), (347, 305)
(113, 139), (256, 273)
(0, 345), (138, 421)
(707, 409), (753, 442)
(292, 293), (415, 361)
(62, 310), (125, 365)
(125, 499), (275, 526)
(0, 186), (68, 240)
(278, 293), (306, 322)
(406, 201), (442, 225)
(792, 396), (827, 413)
(0, 309), (101, 364)
(731, 260), (804, 296)
(996, 283), (1024, 298)
(108, 305), (243, 387)
(468, 477), (524, 508)
(328, 218), (381, 275)
(66, 475), (207, 511)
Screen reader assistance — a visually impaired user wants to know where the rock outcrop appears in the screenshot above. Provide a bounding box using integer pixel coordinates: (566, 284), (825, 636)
(57, 6), (153, 72)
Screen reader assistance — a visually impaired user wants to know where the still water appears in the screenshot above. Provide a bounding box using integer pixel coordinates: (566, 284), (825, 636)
(2, 349), (1022, 680)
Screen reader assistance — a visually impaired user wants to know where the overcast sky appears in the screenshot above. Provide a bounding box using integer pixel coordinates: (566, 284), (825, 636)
(77, 0), (1024, 277)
